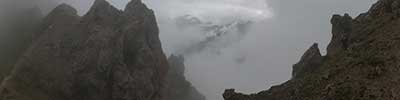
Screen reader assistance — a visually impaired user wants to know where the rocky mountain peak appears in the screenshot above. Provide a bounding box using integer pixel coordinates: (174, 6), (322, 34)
(51, 3), (77, 16)
(299, 43), (322, 62)
(124, 0), (151, 17)
(84, 0), (122, 23)
(0, 0), (169, 100)
(292, 43), (323, 78)
(44, 3), (78, 23)
(44, 3), (78, 24)
(327, 13), (353, 56)
(37, 3), (80, 41)
(91, 0), (111, 9)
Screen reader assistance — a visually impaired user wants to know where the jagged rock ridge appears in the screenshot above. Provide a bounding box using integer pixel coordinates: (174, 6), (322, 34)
(223, 0), (400, 100)
(0, 0), (170, 100)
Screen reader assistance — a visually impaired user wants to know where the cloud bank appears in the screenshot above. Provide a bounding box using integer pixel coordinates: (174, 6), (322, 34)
(144, 0), (377, 100)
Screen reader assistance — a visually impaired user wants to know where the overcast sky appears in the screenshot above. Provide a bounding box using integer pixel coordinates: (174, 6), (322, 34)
(3, 0), (378, 100)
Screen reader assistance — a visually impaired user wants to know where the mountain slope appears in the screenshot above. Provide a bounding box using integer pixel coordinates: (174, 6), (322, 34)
(166, 55), (205, 100)
(223, 0), (400, 100)
(0, 0), (169, 100)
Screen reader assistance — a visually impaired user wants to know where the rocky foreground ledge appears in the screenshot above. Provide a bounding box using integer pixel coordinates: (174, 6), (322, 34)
(223, 0), (400, 100)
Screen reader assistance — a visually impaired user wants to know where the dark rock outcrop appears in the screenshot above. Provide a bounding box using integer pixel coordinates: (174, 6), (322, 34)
(292, 43), (323, 79)
(165, 55), (206, 100)
(223, 89), (253, 100)
(327, 13), (352, 56)
(224, 0), (400, 100)
(0, 0), (169, 100)
(369, 0), (400, 18)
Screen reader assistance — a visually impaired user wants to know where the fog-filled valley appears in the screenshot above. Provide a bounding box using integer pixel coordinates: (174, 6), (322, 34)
(2, 0), (395, 100)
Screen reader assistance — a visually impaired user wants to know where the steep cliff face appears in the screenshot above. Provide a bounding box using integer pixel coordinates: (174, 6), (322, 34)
(0, 0), (169, 100)
(166, 55), (205, 100)
(223, 0), (400, 100)
(292, 43), (323, 79)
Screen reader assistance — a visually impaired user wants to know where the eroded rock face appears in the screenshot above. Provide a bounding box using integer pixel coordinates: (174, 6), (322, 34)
(369, 0), (400, 17)
(224, 0), (400, 100)
(327, 14), (352, 56)
(292, 43), (323, 79)
(166, 55), (205, 100)
(0, 0), (169, 100)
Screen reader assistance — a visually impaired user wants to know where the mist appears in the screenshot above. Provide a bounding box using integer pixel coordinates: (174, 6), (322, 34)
(0, 0), (377, 100)
(146, 0), (377, 100)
